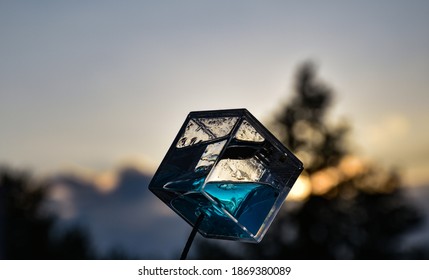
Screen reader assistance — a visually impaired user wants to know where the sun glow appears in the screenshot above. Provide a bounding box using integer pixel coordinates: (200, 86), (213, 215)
(288, 155), (368, 201)
(287, 172), (311, 201)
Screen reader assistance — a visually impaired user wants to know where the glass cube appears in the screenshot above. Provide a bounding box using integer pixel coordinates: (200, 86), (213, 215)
(149, 109), (303, 242)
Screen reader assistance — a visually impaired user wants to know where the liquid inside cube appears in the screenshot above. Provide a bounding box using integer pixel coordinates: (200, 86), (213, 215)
(149, 109), (303, 242)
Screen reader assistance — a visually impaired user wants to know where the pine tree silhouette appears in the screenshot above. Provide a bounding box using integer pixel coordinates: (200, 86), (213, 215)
(1, 167), (94, 259)
(195, 62), (422, 259)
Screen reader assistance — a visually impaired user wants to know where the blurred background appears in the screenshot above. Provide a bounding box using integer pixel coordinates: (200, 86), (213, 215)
(1, 0), (429, 259)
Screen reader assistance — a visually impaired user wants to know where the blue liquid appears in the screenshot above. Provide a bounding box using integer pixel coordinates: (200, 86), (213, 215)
(204, 181), (279, 235)
(153, 139), (282, 240)
(170, 191), (252, 240)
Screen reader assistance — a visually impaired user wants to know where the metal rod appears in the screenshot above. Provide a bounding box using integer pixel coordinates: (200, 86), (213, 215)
(180, 213), (205, 260)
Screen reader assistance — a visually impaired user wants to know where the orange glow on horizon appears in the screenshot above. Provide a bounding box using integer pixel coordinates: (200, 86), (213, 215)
(93, 171), (118, 193)
(339, 155), (366, 179)
(310, 167), (341, 195)
(288, 155), (370, 201)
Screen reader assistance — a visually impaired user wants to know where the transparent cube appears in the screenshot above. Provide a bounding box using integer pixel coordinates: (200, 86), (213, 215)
(149, 109), (303, 242)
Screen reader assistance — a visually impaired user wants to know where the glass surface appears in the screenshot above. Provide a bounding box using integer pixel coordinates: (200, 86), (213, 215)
(149, 109), (303, 242)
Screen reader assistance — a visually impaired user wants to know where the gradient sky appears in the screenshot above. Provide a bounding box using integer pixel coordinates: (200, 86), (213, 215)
(1, 0), (429, 186)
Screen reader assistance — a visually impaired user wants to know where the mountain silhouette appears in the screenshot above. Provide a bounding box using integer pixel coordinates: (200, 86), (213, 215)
(46, 166), (190, 259)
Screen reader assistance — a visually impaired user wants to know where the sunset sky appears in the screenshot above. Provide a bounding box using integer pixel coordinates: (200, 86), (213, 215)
(1, 0), (429, 187)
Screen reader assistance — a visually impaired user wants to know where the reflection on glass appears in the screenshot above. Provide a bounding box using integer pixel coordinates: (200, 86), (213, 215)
(149, 109), (303, 242)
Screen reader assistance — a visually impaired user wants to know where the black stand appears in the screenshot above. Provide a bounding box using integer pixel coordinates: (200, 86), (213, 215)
(180, 213), (205, 260)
